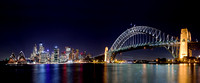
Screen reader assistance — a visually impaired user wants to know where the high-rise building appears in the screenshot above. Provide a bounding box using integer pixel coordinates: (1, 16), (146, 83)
(34, 44), (37, 55)
(34, 54), (40, 63)
(75, 49), (79, 60)
(65, 47), (71, 60)
(79, 51), (86, 60)
(30, 44), (38, 60)
(39, 43), (44, 54)
(79, 53), (83, 60)
(71, 48), (75, 60)
(82, 51), (87, 59)
(69, 48), (74, 61)
(46, 49), (50, 62)
(60, 52), (66, 63)
(54, 46), (59, 63)
(51, 52), (54, 62)
(40, 51), (48, 63)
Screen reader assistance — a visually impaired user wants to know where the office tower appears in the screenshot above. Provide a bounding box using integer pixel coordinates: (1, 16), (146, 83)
(39, 43), (44, 54)
(65, 47), (71, 60)
(54, 46), (59, 63)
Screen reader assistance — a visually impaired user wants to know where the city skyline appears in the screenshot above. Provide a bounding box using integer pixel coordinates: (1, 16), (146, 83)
(1, 1), (200, 83)
(0, 0), (199, 60)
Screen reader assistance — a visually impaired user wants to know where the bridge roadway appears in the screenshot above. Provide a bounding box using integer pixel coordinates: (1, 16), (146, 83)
(111, 42), (200, 53)
(110, 41), (179, 54)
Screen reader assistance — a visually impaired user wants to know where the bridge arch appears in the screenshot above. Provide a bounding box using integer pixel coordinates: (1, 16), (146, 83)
(108, 26), (179, 62)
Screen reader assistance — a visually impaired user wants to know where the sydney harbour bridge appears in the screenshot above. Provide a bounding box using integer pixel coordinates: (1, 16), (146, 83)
(103, 26), (200, 63)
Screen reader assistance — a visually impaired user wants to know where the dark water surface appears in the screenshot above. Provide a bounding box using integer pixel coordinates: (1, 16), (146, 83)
(1, 63), (200, 83)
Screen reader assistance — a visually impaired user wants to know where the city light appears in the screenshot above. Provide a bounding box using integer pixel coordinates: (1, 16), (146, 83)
(6, 27), (200, 64)
(1, 0), (199, 83)
(7, 43), (94, 64)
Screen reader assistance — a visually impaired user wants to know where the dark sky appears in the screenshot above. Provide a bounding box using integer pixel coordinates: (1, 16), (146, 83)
(0, 0), (199, 60)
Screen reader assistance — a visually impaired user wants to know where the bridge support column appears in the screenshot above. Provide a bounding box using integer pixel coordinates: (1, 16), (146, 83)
(179, 28), (192, 61)
(104, 47), (109, 63)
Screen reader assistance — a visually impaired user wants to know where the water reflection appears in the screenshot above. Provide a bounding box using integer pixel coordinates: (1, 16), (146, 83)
(179, 64), (188, 83)
(46, 64), (50, 83)
(103, 63), (107, 83)
(67, 64), (72, 83)
(29, 63), (200, 83)
(142, 64), (147, 83)
(53, 64), (60, 83)
(167, 64), (175, 83)
(198, 66), (200, 82)
(178, 63), (198, 83)
(79, 64), (83, 83)
(62, 64), (67, 83)
(33, 64), (46, 83)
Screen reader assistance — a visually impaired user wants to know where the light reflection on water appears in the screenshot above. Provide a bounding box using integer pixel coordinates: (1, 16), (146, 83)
(178, 63), (197, 83)
(1, 63), (200, 83)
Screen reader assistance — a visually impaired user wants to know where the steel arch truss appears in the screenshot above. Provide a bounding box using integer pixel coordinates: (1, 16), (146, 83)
(109, 26), (179, 60)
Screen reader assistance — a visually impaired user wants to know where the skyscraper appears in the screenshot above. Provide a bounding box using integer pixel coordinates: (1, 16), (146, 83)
(30, 44), (38, 60)
(40, 51), (48, 63)
(75, 49), (79, 60)
(51, 52), (54, 62)
(39, 43), (44, 54)
(60, 51), (66, 63)
(54, 46), (59, 63)
(65, 47), (71, 61)
(71, 48), (75, 61)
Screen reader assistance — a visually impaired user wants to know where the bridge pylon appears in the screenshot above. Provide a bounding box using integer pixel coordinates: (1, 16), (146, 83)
(104, 47), (109, 63)
(179, 28), (192, 61)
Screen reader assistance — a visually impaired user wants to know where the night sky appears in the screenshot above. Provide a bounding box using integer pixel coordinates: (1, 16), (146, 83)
(0, 0), (199, 60)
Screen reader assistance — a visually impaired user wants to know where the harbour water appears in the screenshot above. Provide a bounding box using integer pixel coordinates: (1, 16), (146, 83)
(0, 63), (200, 83)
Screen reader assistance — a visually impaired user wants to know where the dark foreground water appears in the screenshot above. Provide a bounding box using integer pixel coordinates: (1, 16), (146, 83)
(0, 63), (200, 83)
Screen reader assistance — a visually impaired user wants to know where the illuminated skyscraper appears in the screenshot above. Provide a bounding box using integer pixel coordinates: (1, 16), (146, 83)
(71, 48), (75, 60)
(40, 51), (48, 63)
(30, 44), (38, 60)
(46, 49), (50, 62)
(51, 52), (54, 62)
(34, 44), (37, 54)
(39, 43), (44, 54)
(54, 46), (59, 63)
(81, 51), (87, 59)
(65, 47), (71, 60)
(75, 49), (79, 60)
(60, 52), (66, 63)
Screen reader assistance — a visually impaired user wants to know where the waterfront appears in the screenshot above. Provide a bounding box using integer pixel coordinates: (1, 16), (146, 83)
(1, 63), (200, 83)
